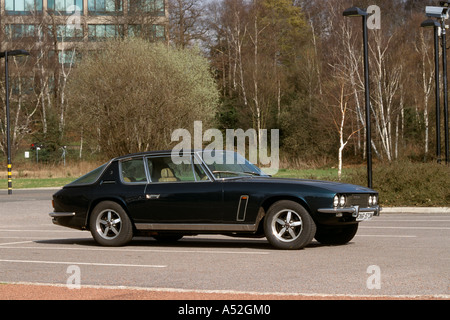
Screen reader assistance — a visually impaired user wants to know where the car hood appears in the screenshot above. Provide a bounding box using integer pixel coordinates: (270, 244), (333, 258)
(236, 176), (376, 193)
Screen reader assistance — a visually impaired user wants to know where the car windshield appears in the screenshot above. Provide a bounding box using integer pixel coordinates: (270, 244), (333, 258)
(200, 150), (268, 179)
(67, 163), (107, 186)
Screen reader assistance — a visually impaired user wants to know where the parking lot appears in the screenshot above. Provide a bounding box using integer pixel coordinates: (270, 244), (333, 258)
(0, 189), (449, 300)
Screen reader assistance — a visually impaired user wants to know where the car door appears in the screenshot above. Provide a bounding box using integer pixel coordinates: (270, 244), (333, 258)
(220, 179), (262, 224)
(133, 154), (223, 224)
(115, 157), (148, 218)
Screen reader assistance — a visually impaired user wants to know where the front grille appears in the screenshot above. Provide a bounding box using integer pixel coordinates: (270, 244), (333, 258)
(347, 194), (369, 207)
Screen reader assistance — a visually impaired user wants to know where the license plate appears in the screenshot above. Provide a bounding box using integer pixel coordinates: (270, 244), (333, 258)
(356, 212), (374, 221)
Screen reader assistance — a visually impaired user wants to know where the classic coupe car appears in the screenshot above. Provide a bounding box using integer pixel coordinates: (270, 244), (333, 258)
(49, 150), (380, 250)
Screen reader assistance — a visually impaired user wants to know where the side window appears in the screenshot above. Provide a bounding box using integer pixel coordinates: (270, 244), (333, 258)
(147, 156), (210, 183)
(193, 161), (209, 181)
(121, 158), (147, 183)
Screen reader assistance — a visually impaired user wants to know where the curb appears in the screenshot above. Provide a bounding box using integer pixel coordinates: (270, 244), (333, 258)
(382, 207), (450, 214)
(3, 281), (450, 300)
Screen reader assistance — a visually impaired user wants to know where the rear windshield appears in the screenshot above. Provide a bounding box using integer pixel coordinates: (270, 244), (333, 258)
(67, 163), (107, 186)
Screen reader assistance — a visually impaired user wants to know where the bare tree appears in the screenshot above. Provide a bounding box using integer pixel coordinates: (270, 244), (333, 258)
(169, 0), (208, 48)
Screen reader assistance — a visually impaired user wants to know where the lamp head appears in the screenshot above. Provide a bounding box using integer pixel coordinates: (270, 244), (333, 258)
(343, 7), (368, 17)
(0, 50), (30, 58)
(421, 19), (442, 28)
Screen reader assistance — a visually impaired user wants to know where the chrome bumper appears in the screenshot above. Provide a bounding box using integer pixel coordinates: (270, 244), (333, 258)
(317, 205), (381, 217)
(49, 212), (75, 217)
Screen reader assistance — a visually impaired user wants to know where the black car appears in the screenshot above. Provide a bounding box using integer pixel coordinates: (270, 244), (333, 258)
(49, 150), (380, 250)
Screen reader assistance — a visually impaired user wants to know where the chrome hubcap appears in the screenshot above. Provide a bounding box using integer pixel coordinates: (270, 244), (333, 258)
(271, 209), (303, 242)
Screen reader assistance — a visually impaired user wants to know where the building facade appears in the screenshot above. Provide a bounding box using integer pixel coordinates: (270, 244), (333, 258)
(0, 0), (169, 62)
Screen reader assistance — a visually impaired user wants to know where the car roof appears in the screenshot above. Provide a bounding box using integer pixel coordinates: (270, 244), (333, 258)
(111, 149), (214, 161)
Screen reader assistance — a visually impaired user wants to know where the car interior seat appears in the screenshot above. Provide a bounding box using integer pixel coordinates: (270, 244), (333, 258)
(159, 168), (178, 182)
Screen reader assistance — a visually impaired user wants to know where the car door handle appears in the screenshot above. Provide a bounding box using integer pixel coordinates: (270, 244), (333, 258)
(146, 194), (160, 200)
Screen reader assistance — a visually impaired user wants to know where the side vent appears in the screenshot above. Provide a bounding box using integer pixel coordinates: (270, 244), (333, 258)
(236, 195), (249, 221)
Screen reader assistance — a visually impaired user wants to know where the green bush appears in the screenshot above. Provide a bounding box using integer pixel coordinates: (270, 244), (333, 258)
(342, 161), (450, 207)
(67, 39), (219, 158)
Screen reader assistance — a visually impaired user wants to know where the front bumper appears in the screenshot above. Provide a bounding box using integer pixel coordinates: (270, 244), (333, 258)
(318, 205), (381, 217)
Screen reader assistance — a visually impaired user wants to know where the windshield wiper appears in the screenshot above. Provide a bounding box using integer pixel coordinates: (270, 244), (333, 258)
(212, 170), (263, 177)
(243, 171), (263, 176)
(212, 170), (246, 176)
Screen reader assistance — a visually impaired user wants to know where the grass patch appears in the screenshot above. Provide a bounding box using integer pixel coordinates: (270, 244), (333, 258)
(0, 177), (74, 189)
(274, 168), (339, 180)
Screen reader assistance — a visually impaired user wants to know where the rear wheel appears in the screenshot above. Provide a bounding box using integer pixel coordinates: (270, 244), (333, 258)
(89, 201), (133, 246)
(264, 200), (316, 250)
(314, 224), (358, 245)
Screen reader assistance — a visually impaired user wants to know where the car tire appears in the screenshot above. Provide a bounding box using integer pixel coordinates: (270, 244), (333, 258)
(89, 201), (133, 247)
(264, 200), (316, 250)
(314, 224), (358, 245)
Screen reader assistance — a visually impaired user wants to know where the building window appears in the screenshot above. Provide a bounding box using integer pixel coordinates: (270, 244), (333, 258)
(88, 24), (123, 41)
(58, 50), (81, 65)
(128, 24), (165, 41)
(128, 0), (164, 16)
(154, 24), (165, 40)
(5, 0), (43, 14)
(88, 0), (123, 15)
(47, 0), (83, 15)
(48, 24), (84, 42)
(4, 24), (38, 39)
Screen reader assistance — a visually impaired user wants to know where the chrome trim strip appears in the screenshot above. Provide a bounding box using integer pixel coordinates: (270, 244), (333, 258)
(135, 223), (258, 232)
(49, 212), (76, 217)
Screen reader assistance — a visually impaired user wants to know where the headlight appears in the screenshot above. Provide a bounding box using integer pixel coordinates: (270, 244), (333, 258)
(334, 195), (346, 207)
(368, 195), (378, 206)
(333, 195), (339, 207)
(339, 195), (346, 207)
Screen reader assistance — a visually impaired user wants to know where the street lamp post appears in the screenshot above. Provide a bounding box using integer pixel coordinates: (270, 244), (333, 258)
(425, 3), (450, 165)
(441, 18), (450, 164)
(343, 7), (373, 189)
(439, 1), (450, 164)
(421, 19), (442, 163)
(0, 49), (30, 194)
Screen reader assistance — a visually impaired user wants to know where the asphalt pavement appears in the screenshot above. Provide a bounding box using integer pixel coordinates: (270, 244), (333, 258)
(0, 189), (449, 300)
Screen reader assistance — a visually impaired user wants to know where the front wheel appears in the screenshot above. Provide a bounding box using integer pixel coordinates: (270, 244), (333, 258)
(89, 201), (133, 246)
(264, 200), (316, 250)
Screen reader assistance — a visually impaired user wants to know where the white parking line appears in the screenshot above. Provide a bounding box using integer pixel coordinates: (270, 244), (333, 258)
(0, 241), (33, 246)
(0, 259), (167, 268)
(374, 219), (450, 222)
(360, 226), (450, 230)
(355, 235), (416, 238)
(0, 229), (84, 233)
(0, 245), (270, 255)
(0, 236), (54, 240)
